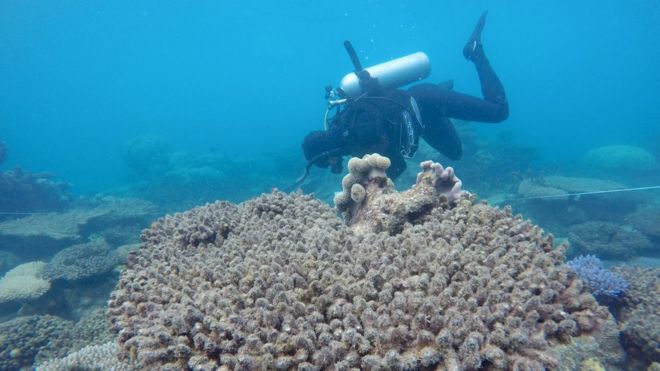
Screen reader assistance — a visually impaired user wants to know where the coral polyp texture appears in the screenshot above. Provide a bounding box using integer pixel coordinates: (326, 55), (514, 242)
(335, 154), (465, 235)
(108, 156), (609, 370)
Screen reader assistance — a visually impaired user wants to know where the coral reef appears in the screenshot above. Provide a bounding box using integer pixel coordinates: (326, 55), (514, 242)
(581, 357), (606, 371)
(546, 313), (625, 370)
(36, 342), (138, 371)
(123, 136), (309, 212)
(0, 261), (50, 304)
(566, 255), (628, 299)
(584, 144), (657, 173)
(568, 221), (652, 260)
(18, 266), (123, 321)
(0, 196), (156, 261)
(519, 175), (639, 215)
(108, 157), (610, 370)
(518, 175), (627, 200)
(0, 315), (73, 370)
(0, 167), (71, 219)
(612, 266), (660, 367)
(415, 125), (538, 198)
(517, 178), (570, 200)
(335, 154), (464, 235)
(68, 308), (115, 349)
(122, 135), (174, 179)
(626, 208), (660, 241)
(513, 175), (644, 238)
(44, 239), (121, 281)
(0, 307), (121, 369)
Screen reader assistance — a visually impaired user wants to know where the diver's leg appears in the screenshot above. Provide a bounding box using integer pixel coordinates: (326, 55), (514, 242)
(463, 11), (507, 108)
(408, 13), (508, 123)
(409, 83), (506, 123)
(419, 115), (463, 160)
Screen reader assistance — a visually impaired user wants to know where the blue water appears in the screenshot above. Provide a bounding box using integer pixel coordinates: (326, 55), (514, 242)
(2, 0), (658, 193)
(1, 2), (660, 369)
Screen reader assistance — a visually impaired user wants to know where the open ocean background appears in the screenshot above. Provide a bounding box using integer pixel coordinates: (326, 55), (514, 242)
(1, 1), (659, 370)
(2, 0), (658, 193)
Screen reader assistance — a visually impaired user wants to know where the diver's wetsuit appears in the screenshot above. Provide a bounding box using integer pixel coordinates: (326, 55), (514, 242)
(331, 49), (508, 179)
(301, 12), (508, 180)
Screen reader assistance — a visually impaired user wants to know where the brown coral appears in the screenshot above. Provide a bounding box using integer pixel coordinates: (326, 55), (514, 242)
(613, 266), (660, 366)
(108, 158), (608, 370)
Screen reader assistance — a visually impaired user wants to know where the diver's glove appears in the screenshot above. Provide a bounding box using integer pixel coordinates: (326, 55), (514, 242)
(463, 11), (488, 62)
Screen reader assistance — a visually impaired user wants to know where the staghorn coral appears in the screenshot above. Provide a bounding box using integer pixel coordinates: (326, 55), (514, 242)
(0, 261), (51, 304)
(108, 157), (609, 370)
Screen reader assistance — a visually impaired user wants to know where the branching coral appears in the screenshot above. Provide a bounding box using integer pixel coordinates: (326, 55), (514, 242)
(567, 255), (628, 298)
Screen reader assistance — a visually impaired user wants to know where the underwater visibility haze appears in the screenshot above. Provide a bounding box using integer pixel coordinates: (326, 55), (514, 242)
(0, 0), (659, 370)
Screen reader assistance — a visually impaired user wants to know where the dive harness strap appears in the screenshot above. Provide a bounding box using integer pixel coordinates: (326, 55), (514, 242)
(400, 96), (422, 159)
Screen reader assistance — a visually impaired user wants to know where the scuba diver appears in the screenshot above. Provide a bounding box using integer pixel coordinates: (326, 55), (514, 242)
(300, 11), (508, 181)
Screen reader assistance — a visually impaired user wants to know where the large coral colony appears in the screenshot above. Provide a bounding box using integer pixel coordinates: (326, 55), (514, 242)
(108, 153), (612, 370)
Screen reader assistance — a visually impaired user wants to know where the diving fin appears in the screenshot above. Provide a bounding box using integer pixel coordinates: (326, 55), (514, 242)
(463, 11), (488, 61)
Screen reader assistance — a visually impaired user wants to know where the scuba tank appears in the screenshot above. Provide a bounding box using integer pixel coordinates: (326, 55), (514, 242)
(338, 51), (431, 98)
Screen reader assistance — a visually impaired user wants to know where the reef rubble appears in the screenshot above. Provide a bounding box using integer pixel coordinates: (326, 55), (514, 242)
(108, 154), (618, 370)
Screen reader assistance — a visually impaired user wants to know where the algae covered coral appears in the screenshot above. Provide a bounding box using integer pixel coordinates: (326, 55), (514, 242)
(108, 154), (610, 370)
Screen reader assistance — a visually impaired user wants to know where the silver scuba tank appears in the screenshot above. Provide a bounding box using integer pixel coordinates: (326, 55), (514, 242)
(339, 52), (431, 98)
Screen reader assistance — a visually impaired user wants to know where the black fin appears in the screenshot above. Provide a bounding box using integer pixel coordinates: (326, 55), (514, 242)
(463, 11), (488, 60)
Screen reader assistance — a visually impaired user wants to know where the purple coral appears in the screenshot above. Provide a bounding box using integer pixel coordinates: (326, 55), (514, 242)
(567, 255), (628, 298)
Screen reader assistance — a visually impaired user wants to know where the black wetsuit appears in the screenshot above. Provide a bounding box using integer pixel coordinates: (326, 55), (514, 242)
(330, 52), (508, 179)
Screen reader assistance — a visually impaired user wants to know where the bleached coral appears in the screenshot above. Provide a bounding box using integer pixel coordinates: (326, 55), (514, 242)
(0, 261), (50, 303)
(37, 342), (137, 371)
